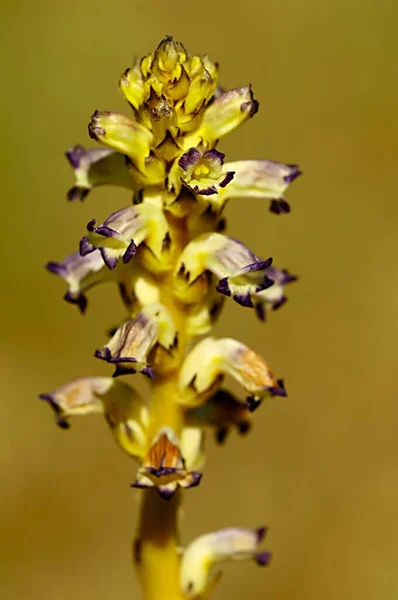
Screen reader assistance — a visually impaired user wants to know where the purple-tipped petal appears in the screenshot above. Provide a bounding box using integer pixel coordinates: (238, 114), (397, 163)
(255, 526), (268, 544)
(63, 291), (88, 314)
(219, 171), (235, 188)
(178, 148), (202, 171)
(45, 261), (68, 277)
(255, 551), (272, 566)
(284, 165), (302, 183)
(270, 199), (291, 214)
(79, 236), (95, 257)
(38, 394), (70, 429)
(254, 302), (266, 322)
(95, 225), (118, 238)
(123, 240), (138, 263)
(216, 278), (231, 296)
(233, 293), (254, 308)
(99, 248), (118, 270)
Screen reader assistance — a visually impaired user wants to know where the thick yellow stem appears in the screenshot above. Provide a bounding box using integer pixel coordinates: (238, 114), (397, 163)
(134, 214), (191, 600)
(136, 489), (184, 600)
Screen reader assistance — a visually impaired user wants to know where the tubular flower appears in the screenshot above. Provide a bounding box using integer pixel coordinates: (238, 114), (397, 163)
(95, 302), (178, 377)
(185, 389), (252, 444)
(42, 35), (301, 600)
(39, 377), (148, 458)
(202, 159), (301, 214)
(132, 428), (202, 499)
(65, 145), (134, 202)
(80, 202), (172, 272)
(180, 527), (271, 598)
(178, 337), (286, 408)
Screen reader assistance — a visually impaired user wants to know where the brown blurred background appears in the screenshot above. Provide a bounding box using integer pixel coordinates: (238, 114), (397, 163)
(1, 1), (398, 598)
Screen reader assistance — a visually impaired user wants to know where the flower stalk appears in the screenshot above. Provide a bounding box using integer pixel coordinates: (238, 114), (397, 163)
(41, 35), (300, 599)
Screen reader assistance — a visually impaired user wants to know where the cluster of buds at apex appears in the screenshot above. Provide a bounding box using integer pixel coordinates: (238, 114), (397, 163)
(178, 337), (286, 409)
(39, 378), (148, 459)
(180, 527), (271, 598)
(95, 302), (178, 377)
(132, 428), (202, 500)
(43, 34), (301, 598)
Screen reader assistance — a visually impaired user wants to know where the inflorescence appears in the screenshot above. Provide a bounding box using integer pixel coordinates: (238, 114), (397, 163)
(40, 36), (300, 600)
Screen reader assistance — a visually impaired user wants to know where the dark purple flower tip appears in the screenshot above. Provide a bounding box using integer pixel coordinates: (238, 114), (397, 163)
(269, 199), (291, 215)
(38, 394), (70, 429)
(255, 276), (275, 293)
(203, 149), (226, 164)
(269, 381), (287, 398)
(192, 184), (218, 196)
(233, 293), (254, 308)
(79, 236), (95, 257)
(281, 270), (298, 285)
(86, 219), (97, 232)
(158, 487), (176, 501)
(188, 472), (203, 488)
(112, 365), (138, 377)
(255, 551), (272, 566)
(94, 347), (112, 361)
(284, 165), (302, 183)
(99, 248), (118, 270)
(219, 170), (235, 188)
(255, 526), (268, 544)
(141, 366), (155, 379)
(254, 302), (266, 322)
(109, 355), (138, 365)
(123, 240), (138, 264)
(45, 261), (67, 277)
(64, 291), (87, 315)
(95, 226), (118, 238)
(178, 148), (202, 171)
(272, 296), (288, 311)
(237, 421), (251, 435)
(147, 466), (178, 477)
(65, 145), (86, 169)
(242, 257), (273, 274)
(216, 278), (231, 297)
(215, 427), (229, 444)
(246, 396), (262, 412)
(67, 186), (90, 202)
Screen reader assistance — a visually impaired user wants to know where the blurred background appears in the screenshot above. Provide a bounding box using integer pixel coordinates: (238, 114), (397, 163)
(1, 1), (398, 598)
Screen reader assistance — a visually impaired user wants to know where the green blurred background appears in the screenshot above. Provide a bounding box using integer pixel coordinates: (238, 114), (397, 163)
(2, 1), (398, 598)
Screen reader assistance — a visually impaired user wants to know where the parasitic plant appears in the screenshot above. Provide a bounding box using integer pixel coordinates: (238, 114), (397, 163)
(40, 36), (300, 600)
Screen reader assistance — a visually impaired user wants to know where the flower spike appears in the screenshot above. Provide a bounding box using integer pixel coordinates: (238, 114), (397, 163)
(178, 337), (285, 407)
(43, 35), (301, 600)
(180, 527), (271, 598)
